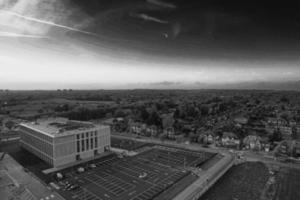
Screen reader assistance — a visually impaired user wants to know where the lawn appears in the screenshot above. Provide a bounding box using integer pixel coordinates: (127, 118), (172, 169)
(272, 168), (300, 200)
(200, 162), (270, 200)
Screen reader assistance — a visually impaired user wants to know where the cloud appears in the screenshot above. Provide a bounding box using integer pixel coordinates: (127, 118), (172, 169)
(0, 10), (98, 36)
(0, 0), (95, 37)
(130, 12), (169, 24)
(0, 31), (47, 38)
(146, 0), (177, 9)
(170, 22), (182, 38)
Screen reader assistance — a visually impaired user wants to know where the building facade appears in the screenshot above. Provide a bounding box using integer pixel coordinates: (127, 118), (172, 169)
(19, 118), (110, 167)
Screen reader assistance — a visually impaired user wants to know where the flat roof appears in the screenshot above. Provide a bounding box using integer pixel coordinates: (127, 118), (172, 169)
(20, 118), (109, 138)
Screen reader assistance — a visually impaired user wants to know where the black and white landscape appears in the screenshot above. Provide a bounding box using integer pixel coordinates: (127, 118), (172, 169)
(0, 1), (300, 200)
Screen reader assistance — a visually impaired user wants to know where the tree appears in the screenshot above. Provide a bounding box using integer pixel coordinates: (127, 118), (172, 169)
(5, 121), (15, 130)
(280, 96), (289, 104)
(200, 105), (209, 116)
(140, 107), (149, 121)
(114, 109), (126, 118)
(291, 126), (298, 140)
(270, 129), (282, 142)
(162, 114), (174, 129)
(280, 113), (289, 122)
(159, 133), (168, 142)
(174, 108), (180, 119)
(188, 132), (198, 143)
(219, 103), (227, 112)
(38, 109), (44, 114)
(186, 105), (199, 118)
(197, 134), (206, 144)
(146, 111), (161, 127)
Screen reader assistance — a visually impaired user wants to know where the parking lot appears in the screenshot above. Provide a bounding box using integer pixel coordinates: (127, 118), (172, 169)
(138, 145), (216, 168)
(55, 146), (214, 200)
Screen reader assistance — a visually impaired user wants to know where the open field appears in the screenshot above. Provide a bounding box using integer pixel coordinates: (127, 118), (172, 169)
(271, 168), (300, 200)
(200, 162), (270, 200)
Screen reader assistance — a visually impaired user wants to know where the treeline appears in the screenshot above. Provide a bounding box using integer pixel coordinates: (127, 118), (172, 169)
(67, 94), (114, 101)
(60, 107), (116, 121)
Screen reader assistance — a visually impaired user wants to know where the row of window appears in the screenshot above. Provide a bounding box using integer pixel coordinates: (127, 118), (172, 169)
(21, 141), (53, 166)
(20, 126), (53, 143)
(76, 136), (99, 152)
(75, 136), (110, 153)
(21, 126), (53, 143)
(75, 127), (110, 141)
(21, 132), (53, 156)
(55, 142), (76, 157)
(76, 130), (98, 140)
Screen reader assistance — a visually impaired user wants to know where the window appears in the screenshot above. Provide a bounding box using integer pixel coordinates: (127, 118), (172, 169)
(95, 137), (98, 148)
(76, 134), (79, 140)
(86, 138), (89, 150)
(81, 140), (85, 151)
(77, 141), (80, 152)
(91, 137), (93, 149)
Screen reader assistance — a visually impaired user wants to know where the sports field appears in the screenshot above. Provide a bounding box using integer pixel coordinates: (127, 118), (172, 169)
(55, 146), (215, 200)
(271, 168), (300, 200)
(200, 162), (270, 200)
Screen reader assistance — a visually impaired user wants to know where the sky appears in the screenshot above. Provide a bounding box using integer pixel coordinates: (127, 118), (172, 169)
(0, 0), (300, 90)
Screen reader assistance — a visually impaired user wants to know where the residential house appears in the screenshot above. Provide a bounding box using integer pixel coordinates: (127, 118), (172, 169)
(234, 116), (248, 125)
(146, 125), (159, 137)
(164, 127), (175, 139)
(197, 132), (214, 144)
(221, 132), (240, 148)
(243, 135), (262, 150)
(279, 126), (293, 139)
(130, 122), (146, 135)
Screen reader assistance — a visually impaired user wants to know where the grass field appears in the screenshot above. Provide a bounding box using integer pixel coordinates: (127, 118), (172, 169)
(272, 168), (300, 200)
(200, 162), (270, 200)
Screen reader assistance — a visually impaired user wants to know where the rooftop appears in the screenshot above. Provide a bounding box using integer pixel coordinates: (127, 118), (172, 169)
(20, 118), (104, 137)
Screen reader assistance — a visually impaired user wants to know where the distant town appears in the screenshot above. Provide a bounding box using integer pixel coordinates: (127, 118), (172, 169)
(1, 89), (300, 200)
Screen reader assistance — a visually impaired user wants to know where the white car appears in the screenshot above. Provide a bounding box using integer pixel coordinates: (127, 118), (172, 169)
(139, 172), (147, 178)
(77, 167), (85, 173)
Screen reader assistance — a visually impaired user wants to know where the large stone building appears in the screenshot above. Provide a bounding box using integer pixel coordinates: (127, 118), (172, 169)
(19, 118), (110, 167)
